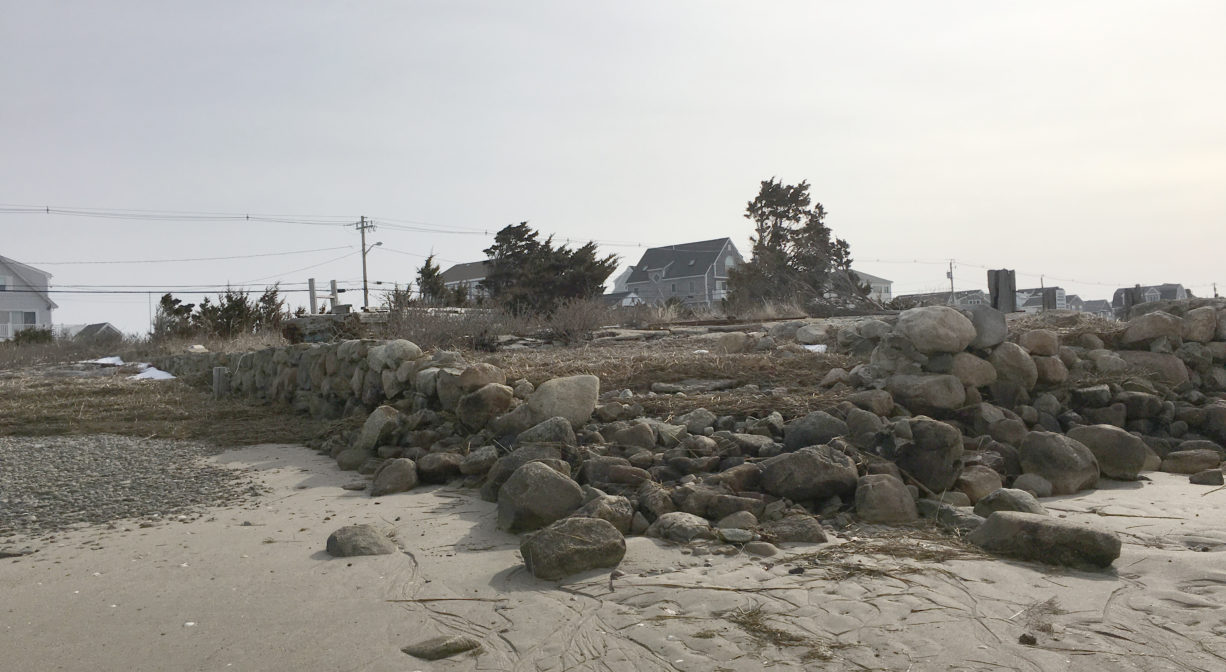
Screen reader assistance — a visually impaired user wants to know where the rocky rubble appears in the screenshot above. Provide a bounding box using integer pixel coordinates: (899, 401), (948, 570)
(160, 300), (1226, 577)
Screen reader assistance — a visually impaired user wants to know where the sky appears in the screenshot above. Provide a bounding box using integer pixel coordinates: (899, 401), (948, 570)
(2, 1), (1223, 335)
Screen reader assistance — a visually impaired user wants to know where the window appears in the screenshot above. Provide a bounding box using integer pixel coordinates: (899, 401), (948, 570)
(671, 284), (676, 292)
(0, 275), (7, 291)
(22, 312), (34, 325)
(689, 281), (695, 292)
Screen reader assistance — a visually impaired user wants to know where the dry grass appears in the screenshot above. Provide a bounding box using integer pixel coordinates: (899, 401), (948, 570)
(1007, 311), (1126, 342)
(0, 369), (342, 447)
(788, 524), (986, 581)
(722, 606), (843, 662)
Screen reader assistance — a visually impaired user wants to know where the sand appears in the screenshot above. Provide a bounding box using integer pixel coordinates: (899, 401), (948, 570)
(2, 444), (1225, 671)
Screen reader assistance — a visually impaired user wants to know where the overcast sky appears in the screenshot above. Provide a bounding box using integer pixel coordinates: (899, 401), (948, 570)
(3, 1), (1223, 334)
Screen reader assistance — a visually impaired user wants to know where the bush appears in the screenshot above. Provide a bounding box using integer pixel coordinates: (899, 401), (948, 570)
(380, 306), (536, 352)
(12, 327), (53, 346)
(544, 298), (613, 344)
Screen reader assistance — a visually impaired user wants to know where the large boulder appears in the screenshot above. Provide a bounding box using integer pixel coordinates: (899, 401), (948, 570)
(884, 374), (967, 415)
(1160, 449), (1222, 474)
(526, 375), (600, 428)
(416, 452), (465, 484)
(761, 515), (828, 543)
(571, 495), (635, 534)
(1019, 431), (1099, 495)
(950, 353), (997, 388)
(759, 446), (858, 501)
(457, 362), (507, 393)
(325, 524), (396, 557)
(895, 306), (977, 354)
(370, 458), (418, 496)
(480, 444), (564, 502)
(973, 488), (1047, 517)
(455, 383), (515, 431)
(1120, 311), (1182, 348)
(958, 305), (1007, 350)
(1018, 330), (1059, 356)
(782, 411), (848, 451)
(646, 511), (714, 542)
(855, 474), (918, 523)
(1182, 306), (1219, 343)
(353, 405), (402, 452)
(1032, 356), (1069, 386)
(520, 517), (626, 580)
(497, 462), (584, 532)
(990, 342), (1038, 390)
(898, 417), (964, 493)
(968, 512), (1121, 568)
(1066, 425), (1149, 480)
(518, 416), (578, 446)
(1116, 351), (1190, 386)
(955, 465), (1003, 503)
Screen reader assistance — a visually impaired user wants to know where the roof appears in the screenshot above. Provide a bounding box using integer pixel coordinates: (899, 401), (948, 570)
(851, 270), (891, 285)
(625, 238), (736, 284)
(1111, 283), (1186, 307)
(895, 289), (985, 304)
(1082, 299), (1112, 311)
(1016, 286), (1063, 295)
(75, 322), (123, 341)
(0, 255), (58, 310)
(440, 260), (490, 285)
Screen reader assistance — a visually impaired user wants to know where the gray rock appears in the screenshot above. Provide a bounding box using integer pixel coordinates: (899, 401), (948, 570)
(416, 452), (464, 484)
(526, 375), (601, 428)
(762, 515), (828, 544)
(884, 374), (967, 415)
(973, 488), (1046, 517)
(1161, 449), (1221, 474)
(497, 462), (584, 532)
(895, 306), (977, 354)
(480, 444), (564, 502)
(1011, 473), (1053, 498)
(370, 458), (418, 496)
(950, 352), (997, 388)
(990, 342), (1038, 390)
(353, 405), (402, 452)
(969, 511), (1121, 568)
(760, 445), (858, 501)
(955, 465), (1003, 503)
(325, 524), (396, 557)
(518, 416), (578, 446)
(460, 445), (499, 476)
(1018, 329), (1059, 356)
(1019, 431), (1099, 495)
(898, 417), (965, 493)
(646, 511), (713, 542)
(677, 408), (718, 434)
(1183, 306), (1219, 343)
(455, 383), (514, 431)
(917, 499), (985, 534)
(1067, 425), (1148, 480)
(1116, 351), (1190, 386)
(521, 517), (626, 580)
(1033, 356), (1069, 386)
(401, 635), (481, 660)
(783, 411), (848, 450)
(957, 305), (1007, 350)
(716, 510), (758, 530)
(336, 447), (373, 472)
(1120, 311), (1182, 347)
(855, 474), (919, 523)
(1071, 385), (1113, 408)
(571, 495), (635, 534)
(1190, 469), (1224, 486)
(743, 541), (779, 556)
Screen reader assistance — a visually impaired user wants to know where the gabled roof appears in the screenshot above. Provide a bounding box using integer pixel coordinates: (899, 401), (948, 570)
(75, 322), (123, 341)
(625, 238), (736, 284)
(0, 255), (58, 310)
(1111, 283), (1186, 307)
(894, 289), (986, 306)
(1082, 299), (1112, 312)
(851, 270), (891, 285)
(440, 260), (490, 285)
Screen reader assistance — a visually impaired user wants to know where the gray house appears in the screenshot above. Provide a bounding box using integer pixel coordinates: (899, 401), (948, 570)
(0, 255), (56, 341)
(439, 260), (491, 300)
(1111, 283), (1188, 318)
(623, 238), (744, 307)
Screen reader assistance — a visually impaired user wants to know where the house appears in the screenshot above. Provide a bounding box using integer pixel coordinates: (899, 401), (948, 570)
(1111, 283), (1188, 318)
(0, 255), (57, 341)
(600, 289), (644, 307)
(893, 289), (989, 308)
(623, 238), (744, 307)
(1081, 299), (1114, 319)
(439, 260), (491, 300)
(851, 270), (892, 303)
(1065, 294), (1085, 312)
(74, 322), (124, 343)
(1016, 286), (1066, 313)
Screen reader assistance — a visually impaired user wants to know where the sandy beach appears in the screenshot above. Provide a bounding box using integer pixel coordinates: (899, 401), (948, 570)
(2, 442), (1224, 672)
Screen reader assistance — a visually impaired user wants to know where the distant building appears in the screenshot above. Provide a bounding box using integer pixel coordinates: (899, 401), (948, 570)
(1065, 294), (1085, 312)
(439, 260), (491, 300)
(624, 238), (744, 307)
(1081, 299), (1114, 319)
(851, 270), (893, 303)
(893, 289), (988, 308)
(1016, 286), (1066, 313)
(1111, 283), (1188, 318)
(600, 289), (644, 307)
(0, 255), (57, 341)
(74, 322), (124, 343)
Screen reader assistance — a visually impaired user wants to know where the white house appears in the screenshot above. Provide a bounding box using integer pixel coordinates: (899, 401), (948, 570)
(0, 255), (56, 341)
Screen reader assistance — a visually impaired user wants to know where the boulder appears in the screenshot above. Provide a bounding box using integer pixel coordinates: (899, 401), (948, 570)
(608, 421), (657, 449)
(518, 416), (578, 446)
(457, 362), (506, 392)
(401, 635), (481, 661)
(1066, 425), (1148, 480)
(895, 306), (977, 354)
(336, 447), (373, 472)
(973, 488), (1047, 517)
(677, 408), (718, 434)
(1032, 356), (1069, 386)
(762, 515), (828, 543)
(958, 305), (1008, 349)
(796, 324), (829, 345)
(460, 445), (499, 476)
(898, 417), (964, 493)
(846, 390), (896, 416)
(759, 446), (858, 501)
(1182, 306), (1219, 343)
(367, 339), (422, 372)
(955, 465), (1003, 503)
(646, 512), (713, 542)
(990, 342), (1038, 390)
(325, 524), (396, 557)
(480, 444), (563, 502)
(884, 374), (967, 415)
(1012, 473), (1053, 498)
(571, 495), (635, 534)
(455, 383), (515, 431)
(353, 405), (402, 452)
(416, 452), (464, 484)
(525, 375), (600, 428)
(1190, 469), (1224, 486)
(1116, 351), (1189, 386)
(370, 458), (418, 496)
(497, 462), (584, 532)
(782, 411), (848, 450)
(1120, 311), (1182, 348)
(1019, 432), (1099, 495)
(1018, 330), (1059, 356)
(520, 517), (626, 580)
(968, 511), (1121, 568)
(855, 474), (919, 523)
(950, 353), (997, 388)
(1160, 449), (1222, 474)
(1071, 385), (1113, 409)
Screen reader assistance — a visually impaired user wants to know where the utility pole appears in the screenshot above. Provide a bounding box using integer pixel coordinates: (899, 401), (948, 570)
(946, 260), (955, 305)
(356, 216), (376, 310)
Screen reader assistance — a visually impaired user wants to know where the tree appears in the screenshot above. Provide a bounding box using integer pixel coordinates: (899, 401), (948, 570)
(728, 178), (855, 308)
(416, 254), (447, 305)
(479, 222), (618, 315)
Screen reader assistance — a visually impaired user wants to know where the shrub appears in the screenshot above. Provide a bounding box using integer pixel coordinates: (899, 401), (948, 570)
(544, 298), (614, 344)
(12, 327), (53, 346)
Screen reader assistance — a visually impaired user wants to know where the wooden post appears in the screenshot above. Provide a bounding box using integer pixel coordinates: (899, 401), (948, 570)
(308, 278), (318, 314)
(212, 366), (231, 399)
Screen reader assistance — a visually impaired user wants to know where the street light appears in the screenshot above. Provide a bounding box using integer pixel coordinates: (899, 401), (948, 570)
(362, 241), (382, 310)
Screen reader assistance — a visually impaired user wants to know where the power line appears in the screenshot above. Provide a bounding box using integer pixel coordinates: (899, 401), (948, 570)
(26, 245), (352, 265)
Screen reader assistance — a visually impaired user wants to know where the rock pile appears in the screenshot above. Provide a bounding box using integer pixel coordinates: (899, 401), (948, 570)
(163, 300), (1226, 577)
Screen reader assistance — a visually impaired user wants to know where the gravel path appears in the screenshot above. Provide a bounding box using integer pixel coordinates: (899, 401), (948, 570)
(0, 434), (265, 541)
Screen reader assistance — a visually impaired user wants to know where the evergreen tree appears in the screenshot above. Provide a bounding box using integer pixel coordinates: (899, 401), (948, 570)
(416, 254), (447, 304)
(480, 222), (617, 314)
